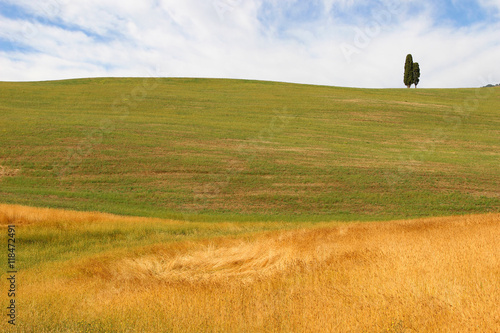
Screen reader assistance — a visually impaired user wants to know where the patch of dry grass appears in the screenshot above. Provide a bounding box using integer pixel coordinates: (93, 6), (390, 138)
(0, 165), (20, 179)
(0, 203), (176, 227)
(1, 205), (498, 332)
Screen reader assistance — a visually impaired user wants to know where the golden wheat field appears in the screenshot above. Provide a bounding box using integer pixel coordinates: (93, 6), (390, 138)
(1, 204), (499, 332)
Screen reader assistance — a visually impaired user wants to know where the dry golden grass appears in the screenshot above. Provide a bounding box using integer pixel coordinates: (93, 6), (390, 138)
(1, 205), (499, 332)
(0, 203), (178, 227)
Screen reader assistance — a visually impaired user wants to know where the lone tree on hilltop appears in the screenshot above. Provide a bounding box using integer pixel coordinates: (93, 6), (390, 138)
(404, 54), (414, 88)
(413, 62), (420, 88)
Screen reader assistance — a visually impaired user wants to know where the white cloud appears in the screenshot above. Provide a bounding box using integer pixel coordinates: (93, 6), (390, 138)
(0, 0), (499, 87)
(479, 0), (500, 12)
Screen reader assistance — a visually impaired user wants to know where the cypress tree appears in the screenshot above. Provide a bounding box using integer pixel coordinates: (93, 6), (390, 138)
(404, 54), (414, 88)
(413, 62), (420, 88)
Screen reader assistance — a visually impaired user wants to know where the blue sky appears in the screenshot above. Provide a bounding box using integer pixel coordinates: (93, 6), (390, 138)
(1, 0), (499, 87)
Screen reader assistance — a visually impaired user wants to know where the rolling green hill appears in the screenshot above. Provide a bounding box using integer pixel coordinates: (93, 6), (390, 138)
(0, 78), (498, 221)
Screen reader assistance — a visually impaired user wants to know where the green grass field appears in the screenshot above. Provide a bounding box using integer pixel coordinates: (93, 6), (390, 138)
(0, 78), (498, 221)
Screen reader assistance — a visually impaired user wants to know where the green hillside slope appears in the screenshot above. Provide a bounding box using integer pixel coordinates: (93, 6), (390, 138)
(0, 78), (498, 221)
